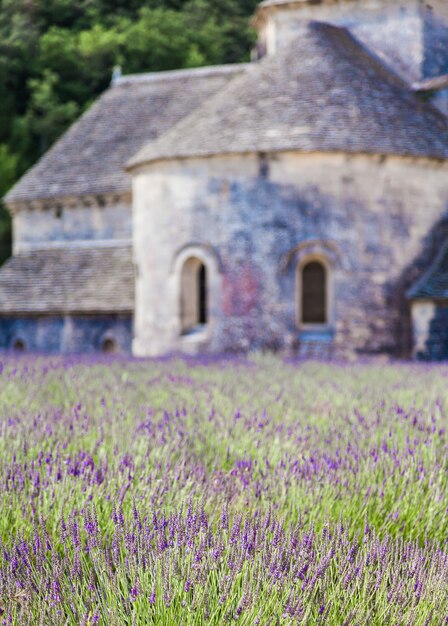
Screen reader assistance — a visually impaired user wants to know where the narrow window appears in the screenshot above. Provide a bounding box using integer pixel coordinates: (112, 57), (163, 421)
(181, 258), (208, 334)
(301, 261), (327, 324)
(198, 263), (207, 325)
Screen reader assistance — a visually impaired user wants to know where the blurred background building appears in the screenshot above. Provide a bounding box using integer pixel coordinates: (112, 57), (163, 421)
(2, 0), (448, 360)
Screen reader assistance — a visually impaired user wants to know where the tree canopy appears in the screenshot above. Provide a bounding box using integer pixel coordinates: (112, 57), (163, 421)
(0, 0), (259, 263)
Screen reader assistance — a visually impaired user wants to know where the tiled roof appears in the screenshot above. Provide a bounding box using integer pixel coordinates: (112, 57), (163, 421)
(0, 246), (134, 313)
(407, 242), (448, 300)
(129, 22), (448, 167)
(5, 65), (247, 205)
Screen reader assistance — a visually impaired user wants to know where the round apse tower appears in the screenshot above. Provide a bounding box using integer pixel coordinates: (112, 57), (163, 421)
(128, 10), (448, 359)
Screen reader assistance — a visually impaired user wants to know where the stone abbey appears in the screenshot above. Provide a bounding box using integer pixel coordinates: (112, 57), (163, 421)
(3, 0), (448, 359)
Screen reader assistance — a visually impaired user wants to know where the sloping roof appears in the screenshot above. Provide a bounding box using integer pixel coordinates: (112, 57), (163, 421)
(0, 246), (134, 314)
(407, 242), (448, 300)
(129, 22), (448, 168)
(5, 65), (247, 205)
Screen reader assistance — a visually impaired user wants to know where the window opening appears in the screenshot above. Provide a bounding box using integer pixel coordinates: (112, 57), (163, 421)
(181, 257), (208, 334)
(301, 261), (327, 324)
(12, 338), (26, 352)
(101, 338), (117, 353)
(198, 263), (207, 325)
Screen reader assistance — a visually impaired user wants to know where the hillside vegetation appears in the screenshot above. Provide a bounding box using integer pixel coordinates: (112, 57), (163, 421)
(0, 0), (258, 263)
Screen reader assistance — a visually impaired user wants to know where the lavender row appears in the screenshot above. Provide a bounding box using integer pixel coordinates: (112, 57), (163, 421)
(2, 503), (447, 625)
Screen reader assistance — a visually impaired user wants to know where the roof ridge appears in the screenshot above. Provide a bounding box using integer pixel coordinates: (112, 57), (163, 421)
(113, 63), (250, 87)
(255, 0), (321, 11)
(258, 0), (327, 5)
(252, 0), (352, 22)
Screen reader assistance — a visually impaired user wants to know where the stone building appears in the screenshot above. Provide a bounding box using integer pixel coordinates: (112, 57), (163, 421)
(3, 0), (448, 359)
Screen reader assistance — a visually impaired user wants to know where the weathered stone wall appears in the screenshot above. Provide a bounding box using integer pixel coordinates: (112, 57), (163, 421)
(133, 152), (448, 358)
(256, 0), (448, 86)
(0, 315), (132, 353)
(13, 200), (132, 253)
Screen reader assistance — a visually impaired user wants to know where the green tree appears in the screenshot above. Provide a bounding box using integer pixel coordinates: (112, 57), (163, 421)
(0, 144), (17, 264)
(25, 70), (80, 155)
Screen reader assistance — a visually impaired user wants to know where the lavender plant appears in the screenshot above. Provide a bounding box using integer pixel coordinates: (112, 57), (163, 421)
(0, 355), (447, 624)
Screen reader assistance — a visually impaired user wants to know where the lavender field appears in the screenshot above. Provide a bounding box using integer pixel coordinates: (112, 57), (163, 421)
(1, 355), (448, 625)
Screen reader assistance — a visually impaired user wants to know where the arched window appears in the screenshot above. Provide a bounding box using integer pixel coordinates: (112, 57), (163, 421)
(180, 257), (208, 334)
(12, 338), (26, 352)
(101, 337), (118, 354)
(301, 260), (327, 325)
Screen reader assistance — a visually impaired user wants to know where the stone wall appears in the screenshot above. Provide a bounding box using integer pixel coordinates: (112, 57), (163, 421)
(13, 199), (132, 253)
(0, 315), (132, 354)
(132, 152), (448, 358)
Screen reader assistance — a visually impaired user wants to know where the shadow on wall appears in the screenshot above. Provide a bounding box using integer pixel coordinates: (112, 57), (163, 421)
(389, 209), (448, 358)
(423, 306), (448, 360)
(423, 6), (448, 81)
